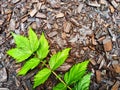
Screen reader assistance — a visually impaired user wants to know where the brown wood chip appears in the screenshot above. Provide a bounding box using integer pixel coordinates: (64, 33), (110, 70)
(111, 81), (120, 90)
(103, 37), (112, 51)
(96, 70), (101, 83)
(113, 64), (120, 73)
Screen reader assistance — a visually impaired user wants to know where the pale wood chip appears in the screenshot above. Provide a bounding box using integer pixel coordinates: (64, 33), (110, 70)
(109, 5), (115, 13)
(0, 20), (4, 25)
(64, 22), (71, 33)
(29, 8), (37, 17)
(36, 12), (46, 19)
(56, 13), (64, 18)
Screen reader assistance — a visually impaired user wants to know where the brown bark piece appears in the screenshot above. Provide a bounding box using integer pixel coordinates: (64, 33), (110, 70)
(103, 38), (112, 51)
(113, 64), (120, 73)
(96, 70), (101, 83)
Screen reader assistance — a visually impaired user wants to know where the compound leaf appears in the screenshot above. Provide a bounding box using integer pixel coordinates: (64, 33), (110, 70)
(18, 58), (40, 75)
(7, 48), (32, 62)
(12, 33), (30, 50)
(37, 33), (49, 60)
(34, 68), (51, 88)
(49, 48), (71, 70)
(53, 83), (67, 90)
(28, 27), (39, 52)
(73, 73), (91, 90)
(64, 61), (89, 85)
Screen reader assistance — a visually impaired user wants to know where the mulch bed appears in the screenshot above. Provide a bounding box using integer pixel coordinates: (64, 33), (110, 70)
(0, 0), (120, 90)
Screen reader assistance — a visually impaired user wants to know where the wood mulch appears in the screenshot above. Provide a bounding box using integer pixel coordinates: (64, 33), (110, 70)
(0, 0), (120, 90)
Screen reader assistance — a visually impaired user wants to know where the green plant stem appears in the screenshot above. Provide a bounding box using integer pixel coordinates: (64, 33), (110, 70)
(41, 61), (72, 90)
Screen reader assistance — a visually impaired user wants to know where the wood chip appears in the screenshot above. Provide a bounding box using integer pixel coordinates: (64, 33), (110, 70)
(109, 5), (115, 13)
(21, 16), (28, 22)
(70, 18), (79, 26)
(48, 31), (57, 37)
(57, 63), (72, 72)
(64, 22), (71, 33)
(61, 32), (66, 39)
(36, 12), (46, 19)
(103, 37), (112, 51)
(90, 59), (97, 65)
(0, 20), (4, 25)
(56, 13), (64, 18)
(37, 3), (42, 10)
(87, 1), (100, 7)
(111, 0), (118, 8)
(77, 3), (83, 13)
(12, 0), (20, 3)
(111, 81), (120, 90)
(96, 70), (101, 83)
(29, 8), (37, 17)
(99, 0), (107, 5)
(112, 64), (120, 73)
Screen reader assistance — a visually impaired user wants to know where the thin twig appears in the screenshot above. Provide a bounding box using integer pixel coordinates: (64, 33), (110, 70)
(41, 61), (72, 90)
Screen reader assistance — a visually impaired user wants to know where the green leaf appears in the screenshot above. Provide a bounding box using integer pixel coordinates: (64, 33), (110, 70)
(18, 58), (40, 75)
(7, 48), (32, 62)
(64, 61), (89, 85)
(53, 83), (67, 90)
(37, 33), (49, 59)
(33, 68), (51, 88)
(73, 73), (91, 90)
(12, 33), (30, 50)
(28, 27), (39, 52)
(49, 48), (71, 70)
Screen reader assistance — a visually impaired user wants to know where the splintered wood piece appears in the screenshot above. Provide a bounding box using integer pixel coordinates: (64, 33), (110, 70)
(103, 38), (112, 51)
(96, 70), (101, 83)
(29, 8), (37, 17)
(64, 22), (71, 33)
(111, 81), (120, 90)
(56, 13), (64, 18)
